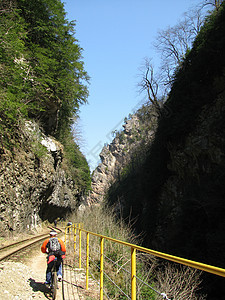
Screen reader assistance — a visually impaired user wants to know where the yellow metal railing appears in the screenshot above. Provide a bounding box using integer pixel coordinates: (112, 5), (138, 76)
(65, 224), (225, 300)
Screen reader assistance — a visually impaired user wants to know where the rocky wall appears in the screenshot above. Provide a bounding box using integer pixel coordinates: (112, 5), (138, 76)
(0, 122), (77, 234)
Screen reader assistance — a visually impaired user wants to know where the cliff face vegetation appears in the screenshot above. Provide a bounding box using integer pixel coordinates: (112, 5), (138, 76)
(98, 4), (225, 299)
(0, 0), (91, 233)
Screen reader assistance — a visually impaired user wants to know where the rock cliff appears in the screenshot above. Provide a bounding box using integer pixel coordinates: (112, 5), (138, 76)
(101, 5), (225, 298)
(0, 121), (78, 233)
(88, 106), (157, 205)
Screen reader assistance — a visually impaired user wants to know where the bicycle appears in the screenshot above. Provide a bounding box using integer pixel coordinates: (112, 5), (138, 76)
(49, 257), (64, 300)
(50, 259), (58, 300)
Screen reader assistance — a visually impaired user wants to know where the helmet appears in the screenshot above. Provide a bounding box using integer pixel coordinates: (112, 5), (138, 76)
(50, 230), (57, 236)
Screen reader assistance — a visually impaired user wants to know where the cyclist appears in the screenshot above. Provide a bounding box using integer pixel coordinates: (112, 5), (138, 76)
(41, 230), (66, 286)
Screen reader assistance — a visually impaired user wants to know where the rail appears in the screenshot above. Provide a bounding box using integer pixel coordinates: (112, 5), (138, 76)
(0, 226), (62, 261)
(65, 223), (225, 300)
(0, 233), (50, 261)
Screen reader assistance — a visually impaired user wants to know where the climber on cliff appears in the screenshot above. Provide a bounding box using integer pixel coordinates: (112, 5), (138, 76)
(41, 230), (66, 286)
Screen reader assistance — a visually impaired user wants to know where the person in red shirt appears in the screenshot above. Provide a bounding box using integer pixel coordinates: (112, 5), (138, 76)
(41, 230), (66, 285)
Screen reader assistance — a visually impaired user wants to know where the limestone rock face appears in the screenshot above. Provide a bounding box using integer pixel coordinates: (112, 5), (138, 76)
(0, 122), (77, 233)
(88, 111), (156, 205)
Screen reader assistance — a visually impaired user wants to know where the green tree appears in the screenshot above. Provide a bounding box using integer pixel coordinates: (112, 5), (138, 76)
(0, 0), (91, 191)
(16, 0), (89, 136)
(0, 0), (30, 145)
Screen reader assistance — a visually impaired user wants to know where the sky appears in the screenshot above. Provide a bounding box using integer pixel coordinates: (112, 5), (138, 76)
(63, 0), (197, 171)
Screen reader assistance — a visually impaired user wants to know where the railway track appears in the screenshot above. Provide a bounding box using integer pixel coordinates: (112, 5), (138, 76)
(0, 233), (49, 262)
(0, 227), (64, 262)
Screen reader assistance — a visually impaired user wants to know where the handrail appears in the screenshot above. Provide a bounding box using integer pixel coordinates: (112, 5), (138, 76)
(66, 223), (225, 300)
(76, 227), (225, 278)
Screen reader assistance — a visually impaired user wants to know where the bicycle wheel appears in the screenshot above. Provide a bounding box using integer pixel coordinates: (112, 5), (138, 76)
(62, 260), (65, 300)
(51, 270), (58, 300)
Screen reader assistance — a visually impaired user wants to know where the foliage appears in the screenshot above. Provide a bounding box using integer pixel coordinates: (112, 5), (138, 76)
(0, 0), (89, 136)
(0, 0), (91, 192)
(15, 0), (89, 136)
(0, 1), (28, 139)
(61, 131), (91, 192)
(31, 140), (48, 159)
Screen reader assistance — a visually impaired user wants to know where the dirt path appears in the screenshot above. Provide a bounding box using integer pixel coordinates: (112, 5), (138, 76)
(25, 245), (99, 299)
(0, 246), (54, 299)
(0, 238), (76, 299)
(25, 247), (64, 299)
(0, 231), (99, 299)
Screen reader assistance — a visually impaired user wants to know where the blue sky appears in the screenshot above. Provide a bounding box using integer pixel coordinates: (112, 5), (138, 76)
(63, 0), (197, 171)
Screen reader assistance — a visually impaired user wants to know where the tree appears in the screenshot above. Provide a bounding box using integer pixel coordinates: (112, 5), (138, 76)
(153, 6), (206, 90)
(0, 0), (91, 192)
(0, 0), (89, 139)
(137, 2), (216, 110)
(202, 0), (223, 11)
(0, 0), (29, 136)
(137, 58), (162, 115)
(15, 0), (89, 137)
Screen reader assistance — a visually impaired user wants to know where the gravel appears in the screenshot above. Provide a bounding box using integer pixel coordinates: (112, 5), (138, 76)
(0, 261), (48, 299)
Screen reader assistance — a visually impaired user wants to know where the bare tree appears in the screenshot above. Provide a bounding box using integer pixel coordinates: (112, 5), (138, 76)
(153, 2), (223, 91)
(137, 5), (207, 105)
(155, 263), (206, 300)
(137, 58), (162, 115)
(154, 6), (206, 90)
(201, 0), (223, 11)
(137, 2), (221, 115)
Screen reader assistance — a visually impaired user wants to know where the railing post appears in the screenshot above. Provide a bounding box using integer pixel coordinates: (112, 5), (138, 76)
(74, 224), (77, 252)
(69, 225), (73, 246)
(100, 237), (104, 300)
(86, 232), (89, 290)
(131, 247), (136, 300)
(79, 223), (82, 269)
(64, 227), (67, 246)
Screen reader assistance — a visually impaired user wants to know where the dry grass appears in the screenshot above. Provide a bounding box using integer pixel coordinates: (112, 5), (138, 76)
(67, 205), (206, 299)
(154, 263), (206, 300)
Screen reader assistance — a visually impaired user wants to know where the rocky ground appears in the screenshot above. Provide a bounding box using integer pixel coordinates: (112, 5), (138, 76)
(0, 252), (52, 299)
(0, 230), (99, 300)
